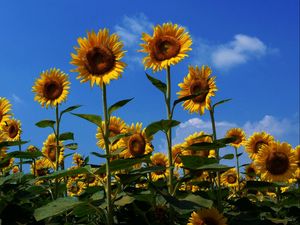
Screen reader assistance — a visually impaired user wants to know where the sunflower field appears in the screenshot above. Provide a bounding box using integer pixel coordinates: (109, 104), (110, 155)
(0, 23), (299, 225)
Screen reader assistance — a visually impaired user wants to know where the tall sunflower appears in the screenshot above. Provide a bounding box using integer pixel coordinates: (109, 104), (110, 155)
(225, 128), (246, 148)
(32, 68), (70, 108)
(31, 158), (50, 177)
(294, 145), (300, 179)
(245, 132), (274, 160)
(177, 65), (217, 115)
(221, 168), (239, 188)
(150, 153), (169, 181)
(140, 23), (192, 72)
(182, 131), (215, 158)
(255, 142), (297, 182)
(0, 97), (12, 125)
(71, 29), (126, 87)
(96, 116), (127, 152)
(0, 118), (21, 141)
(187, 207), (227, 225)
(119, 123), (153, 158)
(42, 133), (64, 169)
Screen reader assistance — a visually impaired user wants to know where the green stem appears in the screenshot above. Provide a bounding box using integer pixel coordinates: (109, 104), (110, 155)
(55, 103), (60, 199)
(234, 147), (241, 193)
(209, 108), (222, 211)
(166, 65), (174, 194)
(102, 84), (113, 225)
(18, 137), (22, 172)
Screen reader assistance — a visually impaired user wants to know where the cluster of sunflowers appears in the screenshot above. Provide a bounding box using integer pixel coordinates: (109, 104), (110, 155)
(0, 23), (299, 225)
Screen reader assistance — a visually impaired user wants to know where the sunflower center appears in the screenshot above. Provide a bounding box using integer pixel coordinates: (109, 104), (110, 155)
(43, 80), (63, 100)
(232, 135), (242, 145)
(254, 141), (266, 153)
(37, 168), (48, 176)
(246, 167), (256, 178)
(153, 35), (181, 61)
(266, 152), (289, 175)
(109, 124), (120, 137)
(8, 124), (18, 139)
(85, 46), (115, 75)
(128, 133), (146, 156)
(48, 145), (57, 162)
(70, 183), (79, 193)
(190, 80), (209, 103)
(203, 217), (218, 225)
(227, 174), (237, 184)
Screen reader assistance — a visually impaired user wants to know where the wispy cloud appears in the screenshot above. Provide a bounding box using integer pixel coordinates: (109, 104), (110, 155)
(12, 93), (23, 104)
(193, 34), (278, 70)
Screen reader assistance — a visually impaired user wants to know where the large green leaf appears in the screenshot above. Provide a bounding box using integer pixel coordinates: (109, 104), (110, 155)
(145, 119), (180, 137)
(0, 140), (29, 148)
(222, 154), (235, 160)
(64, 143), (78, 150)
(1, 151), (43, 167)
(60, 105), (81, 117)
(34, 197), (83, 221)
(108, 98), (133, 116)
(212, 98), (232, 109)
(114, 195), (135, 206)
(35, 120), (55, 128)
(171, 93), (202, 116)
(109, 133), (131, 145)
(59, 132), (74, 141)
(37, 166), (92, 180)
(245, 181), (275, 190)
(180, 155), (217, 170)
(146, 73), (167, 95)
(72, 113), (102, 127)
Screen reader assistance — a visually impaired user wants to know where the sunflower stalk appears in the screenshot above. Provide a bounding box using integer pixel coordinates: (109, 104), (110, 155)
(54, 103), (61, 199)
(209, 108), (222, 211)
(18, 137), (23, 172)
(101, 84), (113, 225)
(234, 147), (241, 192)
(165, 65), (174, 194)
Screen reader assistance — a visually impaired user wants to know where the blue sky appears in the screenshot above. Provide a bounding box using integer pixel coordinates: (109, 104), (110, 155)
(0, 0), (299, 167)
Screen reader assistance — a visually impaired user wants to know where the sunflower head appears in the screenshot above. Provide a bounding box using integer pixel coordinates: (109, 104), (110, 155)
(187, 207), (228, 225)
(12, 165), (19, 174)
(71, 29), (126, 87)
(255, 142), (297, 182)
(150, 152), (169, 181)
(177, 65), (217, 115)
(32, 68), (70, 108)
(245, 163), (258, 180)
(172, 144), (183, 168)
(42, 133), (64, 169)
(31, 158), (50, 176)
(0, 97), (12, 125)
(225, 128), (246, 148)
(245, 132), (274, 160)
(139, 23), (192, 72)
(72, 153), (84, 167)
(0, 118), (21, 141)
(221, 168), (239, 188)
(119, 123), (153, 158)
(67, 178), (86, 197)
(27, 145), (39, 152)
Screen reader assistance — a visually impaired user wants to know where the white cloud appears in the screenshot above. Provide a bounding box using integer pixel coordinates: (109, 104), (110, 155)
(193, 34), (276, 70)
(12, 94), (23, 104)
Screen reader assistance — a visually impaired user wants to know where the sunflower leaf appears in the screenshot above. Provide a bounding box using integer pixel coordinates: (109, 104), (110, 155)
(171, 93), (203, 117)
(212, 98), (232, 109)
(59, 132), (74, 141)
(35, 120), (55, 128)
(146, 73), (167, 95)
(109, 133), (132, 145)
(0, 140), (29, 148)
(108, 98), (134, 116)
(145, 119), (180, 138)
(222, 154), (235, 160)
(60, 105), (81, 118)
(72, 113), (102, 127)
(37, 166), (92, 180)
(64, 143), (78, 150)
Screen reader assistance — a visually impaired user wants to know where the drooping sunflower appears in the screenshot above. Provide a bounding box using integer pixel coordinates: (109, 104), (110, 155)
(32, 68), (70, 108)
(67, 178), (86, 197)
(255, 142), (297, 182)
(0, 118), (21, 141)
(31, 158), (50, 176)
(150, 152), (169, 181)
(177, 65), (217, 115)
(172, 144), (183, 168)
(187, 207), (227, 225)
(245, 163), (258, 180)
(71, 29), (126, 87)
(221, 168), (239, 188)
(96, 116), (127, 152)
(225, 128), (246, 148)
(245, 132), (274, 160)
(42, 133), (64, 169)
(182, 131), (215, 158)
(0, 97), (12, 125)
(140, 23), (192, 72)
(72, 153), (84, 167)
(119, 123), (153, 158)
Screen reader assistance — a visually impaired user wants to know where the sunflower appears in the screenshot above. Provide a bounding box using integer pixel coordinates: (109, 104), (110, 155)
(187, 207), (227, 225)
(245, 132), (274, 160)
(84, 173), (101, 187)
(151, 153), (169, 181)
(221, 168), (239, 188)
(71, 29), (126, 87)
(0, 150), (14, 170)
(294, 145), (300, 179)
(245, 163), (258, 180)
(0, 118), (21, 141)
(119, 123), (153, 158)
(182, 131), (215, 158)
(0, 97), (12, 125)
(172, 144), (183, 168)
(254, 142), (297, 182)
(30, 158), (49, 176)
(12, 165), (19, 174)
(42, 133), (64, 169)
(225, 128), (246, 148)
(72, 153), (84, 167)
(177, 65), (217, 115)
(96, 116), (127, 152)
(140, 23), (192, 72)
(67, 178), (86, 197)
(32, 68), (70, 108)
(27, 145), (39, 152)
